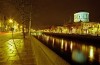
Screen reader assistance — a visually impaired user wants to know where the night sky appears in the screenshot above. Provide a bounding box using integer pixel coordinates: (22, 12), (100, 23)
(0, 0), (100, 29)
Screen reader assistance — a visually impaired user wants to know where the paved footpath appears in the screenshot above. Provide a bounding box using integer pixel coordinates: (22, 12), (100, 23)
(0, 33), (36, 65)
(0, 33), (70, 65)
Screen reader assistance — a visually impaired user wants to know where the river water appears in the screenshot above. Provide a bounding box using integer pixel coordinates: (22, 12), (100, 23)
(34, 34), (100, 65)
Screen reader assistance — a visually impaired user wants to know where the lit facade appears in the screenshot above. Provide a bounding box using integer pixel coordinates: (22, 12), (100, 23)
(48, 22), (100, 36)
(63, 22), (100, 35)
(74, 12), (89, 22)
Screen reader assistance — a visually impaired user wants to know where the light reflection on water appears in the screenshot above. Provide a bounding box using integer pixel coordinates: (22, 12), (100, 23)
(36, 34), (100, 64)
(52, 38), (55, 47)
(70, 41), (73, 51)
(65, 41), (68, 51)
(61, 39), (64, 50)
(89, 46), (95, 62)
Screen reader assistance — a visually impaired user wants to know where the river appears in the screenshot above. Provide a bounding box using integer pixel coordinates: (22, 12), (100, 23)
(34, 34), (100, 65)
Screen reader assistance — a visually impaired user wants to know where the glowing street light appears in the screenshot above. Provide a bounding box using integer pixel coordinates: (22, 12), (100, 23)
(8, 19), (14, 32)
(9, 19), (13, 23)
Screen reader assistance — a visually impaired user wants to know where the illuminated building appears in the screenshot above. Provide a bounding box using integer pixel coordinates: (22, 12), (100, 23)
(74, 12), (89, 22)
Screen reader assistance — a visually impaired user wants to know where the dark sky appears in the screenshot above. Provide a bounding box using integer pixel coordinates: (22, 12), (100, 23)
(0, 0), (100, 29)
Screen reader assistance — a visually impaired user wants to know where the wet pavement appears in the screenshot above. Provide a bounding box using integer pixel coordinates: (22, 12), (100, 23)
(0, 35), (36, 65)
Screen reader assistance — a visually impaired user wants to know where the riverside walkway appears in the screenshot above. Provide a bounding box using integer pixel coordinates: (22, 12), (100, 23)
(0, 33), (70, 65)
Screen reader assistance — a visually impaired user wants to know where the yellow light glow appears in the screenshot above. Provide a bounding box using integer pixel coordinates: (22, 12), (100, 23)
(89, 46), (94, 61)
(20, 25), (22, 28)
(46, 36), (49, 42)
(5, 39), (24, 60)
(7, 40), (15, 49)
(61, 39), (64, 49)
(14, 25), (17, 29)
(5, 39), (16, 56)
(70, 41), (73, 51)
(9, 19), (13, 23)
(82, 45), (86, 51)
(17, 24), (19, 26)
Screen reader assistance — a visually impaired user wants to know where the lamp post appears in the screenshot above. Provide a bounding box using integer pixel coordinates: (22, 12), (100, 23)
(9, 19), (14, 31)
(9, 19), (14, 38)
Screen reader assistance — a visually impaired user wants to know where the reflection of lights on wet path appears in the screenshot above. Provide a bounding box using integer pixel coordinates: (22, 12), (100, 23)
(5, 39), (23, 57)
(6, 40), (16, 54)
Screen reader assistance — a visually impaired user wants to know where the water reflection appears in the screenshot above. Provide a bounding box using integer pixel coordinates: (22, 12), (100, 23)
(55, 38), (60, 44)
(70, 41), (73, 51)
(61, 39), (64, 50)
(46, 36), (49, 43)
(65, 41), (68, 51)
(52, 38), (55, 47)
(72, 49), (86, 63)
(89, 46), (95, 62)
(36, 34), (100, 64)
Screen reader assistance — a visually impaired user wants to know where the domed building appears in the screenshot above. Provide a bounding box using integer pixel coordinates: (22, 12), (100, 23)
(74, 12), (89, 22)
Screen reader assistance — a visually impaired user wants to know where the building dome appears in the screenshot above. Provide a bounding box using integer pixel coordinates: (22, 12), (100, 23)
(74, 12), (89, 22)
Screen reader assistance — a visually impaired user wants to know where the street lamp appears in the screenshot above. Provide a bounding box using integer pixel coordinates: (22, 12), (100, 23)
(9, 19), (13, 23)
(9, 19), (14, 32)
